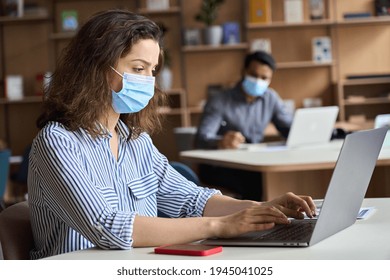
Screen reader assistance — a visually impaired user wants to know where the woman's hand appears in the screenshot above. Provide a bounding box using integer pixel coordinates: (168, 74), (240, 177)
(262, 192), (317, 219)
(213, 204), (290, 238)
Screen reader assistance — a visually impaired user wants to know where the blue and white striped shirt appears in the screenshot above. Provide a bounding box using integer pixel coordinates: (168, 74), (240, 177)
(28, 120), (220, 259)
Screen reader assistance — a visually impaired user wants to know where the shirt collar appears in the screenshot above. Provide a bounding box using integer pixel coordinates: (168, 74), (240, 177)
(80, 119), (130, 147)
(116, 119), (131, 140)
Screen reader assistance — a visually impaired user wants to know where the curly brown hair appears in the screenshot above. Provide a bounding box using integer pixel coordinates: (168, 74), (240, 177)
(37, 10), (167, 139)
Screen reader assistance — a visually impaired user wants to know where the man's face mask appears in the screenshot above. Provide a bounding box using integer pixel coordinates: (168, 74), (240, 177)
(242, 75), (270, 97)
(110, 67), (155, 114)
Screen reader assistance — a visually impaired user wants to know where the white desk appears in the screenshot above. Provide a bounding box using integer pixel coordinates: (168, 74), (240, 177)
(45, 198), (390, 260)
(180, 141), (390, 200)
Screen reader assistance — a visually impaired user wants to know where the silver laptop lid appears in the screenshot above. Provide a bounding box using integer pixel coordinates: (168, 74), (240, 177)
(287, 106), (339, 148)
(309, 126), (388, 245)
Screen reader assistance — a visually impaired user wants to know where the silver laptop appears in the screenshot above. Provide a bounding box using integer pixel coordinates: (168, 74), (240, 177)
(202, 126), (387, 247)
(286, 106), (339, 148)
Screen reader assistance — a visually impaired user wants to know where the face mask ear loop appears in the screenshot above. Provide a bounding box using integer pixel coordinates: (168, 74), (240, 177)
(110, 66), (124, 78)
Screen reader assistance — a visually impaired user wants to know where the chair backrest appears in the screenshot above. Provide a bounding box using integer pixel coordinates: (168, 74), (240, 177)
(170, 161), (200, 185)
(0, 201), (34, 260)
(12, 145), (31, 184)
(0, 149), (11, 208)
(173, 127), (197, 152)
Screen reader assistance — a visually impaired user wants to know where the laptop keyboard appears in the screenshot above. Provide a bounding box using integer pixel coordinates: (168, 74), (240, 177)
(254, 220), (316, 241)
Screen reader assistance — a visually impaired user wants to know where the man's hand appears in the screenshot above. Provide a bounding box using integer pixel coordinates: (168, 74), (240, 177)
(219, 131), (245, 149)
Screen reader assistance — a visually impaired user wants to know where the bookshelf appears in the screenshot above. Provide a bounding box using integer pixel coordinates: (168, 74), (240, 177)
(180, 0), (390, 132)
(334, 0), (390, 122)
(1, 0), (390, 162)
(0, 0), (50, 156)
(245, 0), (390, 124)
(337, 76), (390, 122)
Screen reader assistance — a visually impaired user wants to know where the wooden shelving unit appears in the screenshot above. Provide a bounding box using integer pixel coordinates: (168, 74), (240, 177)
(1, 0), (390, 161)
(337, 76), (390, 121)
(0, 14), (49, 23)
(0, 0), (51, 156)
(182, 43), (248, 53)
(247, 19), (333, 29)
(0, 96), (43, 104)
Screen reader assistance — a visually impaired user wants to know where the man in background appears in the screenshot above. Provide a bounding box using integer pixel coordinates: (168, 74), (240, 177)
(195, 51), (293, 201)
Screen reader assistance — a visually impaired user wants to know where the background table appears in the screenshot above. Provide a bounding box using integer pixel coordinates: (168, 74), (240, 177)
(180, 141), (390, 200)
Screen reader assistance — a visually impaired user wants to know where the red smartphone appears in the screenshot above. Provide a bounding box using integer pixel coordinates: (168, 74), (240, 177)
(154, 244), (223, 256)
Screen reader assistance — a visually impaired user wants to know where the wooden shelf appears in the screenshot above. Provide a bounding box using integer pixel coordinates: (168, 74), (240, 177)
(165, 88), (186, 95)
(247, 17), (390, 29)
(247, 19), (333, 29)
(277, 61), (334, 69)
(50, 32), (76, 40)
(182, 43), (248, 53)
(343, 97), (390, 106)
(341, 77), (390, 86)
(336, 16), (390, 26)
(0, 15), (49, 24)
(157, 107), (186, 115)
(0, 96), (43, 104)
(187, 106), (203, 114)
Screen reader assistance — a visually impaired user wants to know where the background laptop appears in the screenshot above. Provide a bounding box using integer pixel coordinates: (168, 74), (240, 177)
(286, 106), (339, 148)
(202, 126), (387, 247)
(374, 114), (390, 147)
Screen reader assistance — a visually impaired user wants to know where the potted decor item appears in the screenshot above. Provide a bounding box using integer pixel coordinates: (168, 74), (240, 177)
(158, 49), (173, 91)
(156, 22), (173, 91)
(195, 0), (225, 46)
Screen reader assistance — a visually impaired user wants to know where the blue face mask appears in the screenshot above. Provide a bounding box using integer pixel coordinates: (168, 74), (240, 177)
(242, 75), (270, 97)
(111, 67), (155, 114)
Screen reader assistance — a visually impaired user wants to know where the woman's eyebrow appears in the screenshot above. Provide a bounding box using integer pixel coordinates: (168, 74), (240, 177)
(131, 59), (152, 66)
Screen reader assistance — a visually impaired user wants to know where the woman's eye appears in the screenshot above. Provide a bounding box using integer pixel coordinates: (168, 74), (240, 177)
(134, 68), (144, 73)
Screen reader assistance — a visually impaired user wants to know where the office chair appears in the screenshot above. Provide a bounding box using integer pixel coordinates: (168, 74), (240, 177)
(11, 145), (31, 185)
(157, 162), (200, 218)
(0, 201), (34, 260)
(0, 149), (11, 211)
(169, 161), (200, 185)
(173, 127), (197, 152)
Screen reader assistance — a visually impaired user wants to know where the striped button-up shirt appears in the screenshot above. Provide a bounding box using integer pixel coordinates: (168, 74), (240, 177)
(28, 121), (220, 259)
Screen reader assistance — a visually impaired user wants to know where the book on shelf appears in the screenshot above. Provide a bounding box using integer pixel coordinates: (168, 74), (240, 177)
(346, 73), (390, 80)
(248, 0), (271, 24)
(61, 10), (78, 31)
(34, 72), (52, 96)
(146, 0), (169, 11)
(312, 36), (332, 63)
(1, 0), (23, 17)
(343, 12), (372, 19)
(284, 0), (304, 23)
(375, 0), (390, 16)
(24, 2), (48, 17)
(183, 28), (202, 46)
(250, 38), (272, 53)
(309, 0), (325, 20)
(222, 22), (240, 45)
(5, 75), (23, 101)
